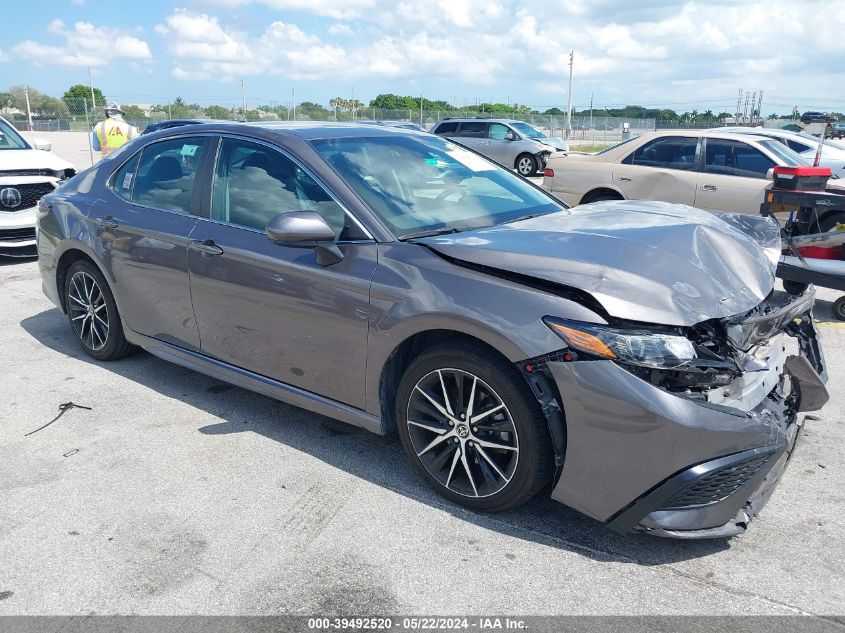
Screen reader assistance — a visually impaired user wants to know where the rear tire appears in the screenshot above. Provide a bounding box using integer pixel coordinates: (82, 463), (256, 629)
(833, 296), (845, 321)
(395, 341), (554, 512)
(515, 154), (539, 177)
(64, 260), (136, 361)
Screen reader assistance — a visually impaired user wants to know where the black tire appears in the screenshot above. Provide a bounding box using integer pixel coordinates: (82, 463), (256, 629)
(817, 211), (845, 233)
(582, 191), (623, 204)
(783, 280), (809, 295)
(63, 260), (136, 361)
(395, 341), (554, 512)
(833, 296), (845, 321)
(515, 154), (539, 177)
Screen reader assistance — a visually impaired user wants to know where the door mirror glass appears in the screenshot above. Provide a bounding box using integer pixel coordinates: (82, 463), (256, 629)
(266, 211), (336, 245)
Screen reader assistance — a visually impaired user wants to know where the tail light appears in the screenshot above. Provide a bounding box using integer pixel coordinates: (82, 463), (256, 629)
(544, 168), (554, 177)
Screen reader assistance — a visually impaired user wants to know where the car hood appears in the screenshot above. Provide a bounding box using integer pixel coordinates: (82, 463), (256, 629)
(0, 149), (75, 172)
(537, 137), (568, 151)
(420, 200), (781, 326)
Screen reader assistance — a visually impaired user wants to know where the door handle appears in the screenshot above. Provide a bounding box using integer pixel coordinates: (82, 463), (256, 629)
(618, 176), (632, 182)
(700, 184), (718, 191)
(190, 238), (224, 256)
(96, 215), (118, 229)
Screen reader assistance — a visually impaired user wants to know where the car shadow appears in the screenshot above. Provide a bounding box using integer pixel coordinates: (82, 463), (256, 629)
(20, 307), (731, 565)
(0, 255), (38, 267)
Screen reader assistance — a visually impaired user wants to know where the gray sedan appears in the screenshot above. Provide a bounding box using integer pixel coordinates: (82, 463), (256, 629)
(36, 122), (828, 538)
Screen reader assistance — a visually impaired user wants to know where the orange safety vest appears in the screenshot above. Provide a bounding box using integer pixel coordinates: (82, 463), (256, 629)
(96, 118), (137, 156)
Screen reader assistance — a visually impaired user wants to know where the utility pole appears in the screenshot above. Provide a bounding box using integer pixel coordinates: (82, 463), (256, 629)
(292, 88), (296, 120)
(589, 93), (593, 130)
(24, 85), (33, 131)
(241, 79), (247, 118)
(743, 93), (750, 125)
(88, 68), (97, 113)
(750, 91), (757, 124)
(757, 90), (764, 125)
(736, 89), (743, 125)
(566, 50), (574, 139)
(351, 86), (356, 121)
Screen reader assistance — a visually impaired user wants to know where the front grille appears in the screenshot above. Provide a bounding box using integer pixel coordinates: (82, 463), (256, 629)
(0, 227), (36, 242)
(659, 454), (771, 510)
(0, 182), (55, 212)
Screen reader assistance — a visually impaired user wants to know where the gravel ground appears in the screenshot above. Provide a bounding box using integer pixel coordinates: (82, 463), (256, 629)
(0, 258), (843, 617)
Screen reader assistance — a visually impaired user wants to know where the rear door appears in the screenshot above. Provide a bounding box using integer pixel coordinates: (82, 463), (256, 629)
(695, 138), (774, 214)
(186, 135), (377, 408)
(93, 135), (210, 349)
(613, 136), (699, 204)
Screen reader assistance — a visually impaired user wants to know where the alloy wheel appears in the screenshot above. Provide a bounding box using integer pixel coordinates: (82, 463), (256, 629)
(67, 271), (109, 351)
(517, 157), (535, 175)
(405, 368), (519, 498)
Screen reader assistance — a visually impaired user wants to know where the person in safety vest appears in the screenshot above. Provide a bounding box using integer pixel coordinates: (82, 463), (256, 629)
(92, 103), (138, 159)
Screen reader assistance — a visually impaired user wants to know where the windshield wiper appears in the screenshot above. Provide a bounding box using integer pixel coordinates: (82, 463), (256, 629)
(401, 227), (464, 241)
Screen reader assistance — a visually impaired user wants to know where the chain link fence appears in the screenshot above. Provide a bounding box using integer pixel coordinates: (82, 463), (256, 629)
(1, 97), (655, 142)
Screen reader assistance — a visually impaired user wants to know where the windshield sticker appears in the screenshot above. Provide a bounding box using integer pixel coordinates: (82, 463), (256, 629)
(122, 172), (133, 190)
(445, 148), (494, 172)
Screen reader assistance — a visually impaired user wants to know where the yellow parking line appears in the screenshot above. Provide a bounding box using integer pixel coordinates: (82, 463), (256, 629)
(816, 321), (845, 328)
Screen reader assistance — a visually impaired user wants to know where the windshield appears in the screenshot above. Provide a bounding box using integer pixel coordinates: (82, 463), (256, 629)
(312, 134), (564, 239)
(510, 122), (547, 139)
(796, 130), (845, 151)
(0, 119), (30, 150)
(758, 139), (809, 166)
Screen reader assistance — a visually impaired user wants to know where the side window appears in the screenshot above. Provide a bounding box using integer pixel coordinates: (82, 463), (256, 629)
(489, 123), (510, 140)
(110, 151), (141, 201)
(626, 137), (698, 170)
(785, 139), (811, 154)
(435, 121), (459, 134)
(132, 137), (206, 214)
(704, 140), (775, 179)
(456, 122), (488, 138)
(733, 142), (776, 178)
(211, 138), (354, 240)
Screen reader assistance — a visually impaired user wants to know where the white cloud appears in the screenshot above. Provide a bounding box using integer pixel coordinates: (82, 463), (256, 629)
(207, 0), (377, 19)
(328, 23), (354, 37)
(12, 19), (152, 68)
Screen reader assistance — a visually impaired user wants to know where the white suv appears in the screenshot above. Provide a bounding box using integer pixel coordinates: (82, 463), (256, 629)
(0, 116), (75, 257)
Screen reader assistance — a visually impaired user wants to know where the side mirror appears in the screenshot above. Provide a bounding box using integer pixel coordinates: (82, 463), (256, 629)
(766, 167), (774, 180)
(33, 139), (52, 152)
(265, 211), (343, 266)
(504, 131), (516, 141)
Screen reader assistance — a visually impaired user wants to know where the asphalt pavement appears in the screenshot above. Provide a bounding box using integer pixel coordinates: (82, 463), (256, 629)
(0, 258), (843, 616)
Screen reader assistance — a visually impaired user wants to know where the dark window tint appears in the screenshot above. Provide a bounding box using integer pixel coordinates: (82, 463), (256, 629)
(435, 121), (459, 134)
(132, 137), (206, 213)
(110, 152), (141, 201)
(785, 139), (811, 153)
(626, 136), (697, 170)
(705, 139), (775, 178)
(211, 138), (354, 239)
(456, 122), (488, 137)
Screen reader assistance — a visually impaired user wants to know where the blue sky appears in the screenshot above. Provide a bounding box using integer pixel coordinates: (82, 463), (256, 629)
(1, 0), (844, 114)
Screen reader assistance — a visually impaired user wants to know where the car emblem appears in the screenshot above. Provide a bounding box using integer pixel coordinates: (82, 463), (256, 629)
(0, 187), (22, 208)
(456, 425), (470, 438)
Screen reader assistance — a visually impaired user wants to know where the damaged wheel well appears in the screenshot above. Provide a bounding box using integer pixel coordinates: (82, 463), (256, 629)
(55, 249), (98, 313)
(580, 188), (623, 205)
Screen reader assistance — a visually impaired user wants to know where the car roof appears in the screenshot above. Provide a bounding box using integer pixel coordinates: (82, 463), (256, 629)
(437, 118), (522, 124)
(142, 120), (429, 141)
(631, 129), (767, 143)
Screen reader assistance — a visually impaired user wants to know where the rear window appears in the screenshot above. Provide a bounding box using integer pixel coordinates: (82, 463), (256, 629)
(456, 122), (488, 138)
(434, 121), (459, 134)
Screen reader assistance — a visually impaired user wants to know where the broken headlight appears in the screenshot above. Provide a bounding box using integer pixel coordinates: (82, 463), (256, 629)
(544, 318), (695, 368)
(543, 318), (741, 393)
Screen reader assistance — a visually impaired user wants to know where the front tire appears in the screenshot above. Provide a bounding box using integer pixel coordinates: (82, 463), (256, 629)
(515, 154), (539, 177)
(64, 260), (135, 361)
(396, 342), (554, 512)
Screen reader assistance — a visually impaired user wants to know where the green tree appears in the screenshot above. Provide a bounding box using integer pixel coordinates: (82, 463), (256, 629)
(122, 105), (147, 120)
(63, 84), (106, 110)
(544, 107), (564, 115)
(0, 92), (14, 113)
(204, 104), (232, 119)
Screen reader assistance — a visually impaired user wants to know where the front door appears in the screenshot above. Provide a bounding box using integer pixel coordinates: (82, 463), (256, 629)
(187, 137), (377, 408)
(93, 135), (210, 349)
(614, 135), (699, 205)
(695, 138), (774, 214)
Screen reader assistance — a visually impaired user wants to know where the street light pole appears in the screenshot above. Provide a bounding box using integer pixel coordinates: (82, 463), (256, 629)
(565, 50), (574, 139)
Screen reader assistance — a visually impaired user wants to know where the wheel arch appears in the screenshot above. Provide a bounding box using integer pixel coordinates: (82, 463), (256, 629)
(54, 245), (106, 314)
(580, 187), (625, 205)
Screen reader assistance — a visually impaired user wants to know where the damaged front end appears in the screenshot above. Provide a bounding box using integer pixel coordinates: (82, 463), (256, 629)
(529, 286), (828, 539)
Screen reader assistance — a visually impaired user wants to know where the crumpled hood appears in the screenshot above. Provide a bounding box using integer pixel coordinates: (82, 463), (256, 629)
(420, 200), (781, 326)
(538, 137), (568, 151)
(0, 149), (74, 172)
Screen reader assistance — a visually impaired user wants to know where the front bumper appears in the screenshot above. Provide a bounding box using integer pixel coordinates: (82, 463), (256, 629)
(540, 298), (827, 539)
(0, 205), (37, 257)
